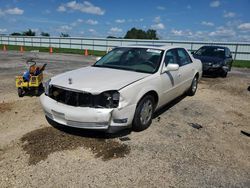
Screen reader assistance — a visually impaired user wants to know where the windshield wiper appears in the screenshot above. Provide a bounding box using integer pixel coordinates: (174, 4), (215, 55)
(92, 64), (103, 67)
(93, 64), (133, 71)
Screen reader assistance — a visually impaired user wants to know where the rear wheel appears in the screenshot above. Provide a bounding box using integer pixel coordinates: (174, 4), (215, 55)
(36, 84), (44, 96)
(38, 83), (44, 92)
(133, 95), (155, 132)
(187, 76), (198, 96)
(18, 88), (23, 97)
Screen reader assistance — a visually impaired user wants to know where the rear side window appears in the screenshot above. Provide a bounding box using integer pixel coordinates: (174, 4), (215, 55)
(176, 48), (192, 66)
(164, 50), (178, 66)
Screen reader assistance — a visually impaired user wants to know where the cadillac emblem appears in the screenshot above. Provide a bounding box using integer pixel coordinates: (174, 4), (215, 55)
(68, 78), (72, 85)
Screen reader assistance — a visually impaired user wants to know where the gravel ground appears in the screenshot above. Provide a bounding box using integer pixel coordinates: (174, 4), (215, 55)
(0, 51), (249, 188)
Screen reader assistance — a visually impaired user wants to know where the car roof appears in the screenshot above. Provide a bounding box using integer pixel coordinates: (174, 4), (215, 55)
(200, 45), (228, 49)
(118, 44), (183, 51)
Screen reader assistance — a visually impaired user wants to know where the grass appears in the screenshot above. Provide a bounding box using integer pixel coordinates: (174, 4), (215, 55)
(233, 60), (250, 68)
(1, 44), (250, 68)
(0, 44), (106, 56)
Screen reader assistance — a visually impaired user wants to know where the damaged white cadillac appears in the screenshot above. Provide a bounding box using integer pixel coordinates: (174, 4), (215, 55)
(40, 45), (202, 133)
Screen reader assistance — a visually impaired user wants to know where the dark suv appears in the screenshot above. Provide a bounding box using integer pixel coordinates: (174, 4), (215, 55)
(192, 46), (233, 77)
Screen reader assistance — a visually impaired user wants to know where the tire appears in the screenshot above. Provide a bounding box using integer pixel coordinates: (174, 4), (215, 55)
(132, 95), (155, 132)
(36, 84), (44, 96)
(220, 70), (228, 78)
(38, 83), (44, 93)
(187, 76), (198, 96)
(18, 88), (23, 97)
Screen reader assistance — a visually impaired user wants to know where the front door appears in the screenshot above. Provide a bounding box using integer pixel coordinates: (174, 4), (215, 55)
(159, 49), (182, 106)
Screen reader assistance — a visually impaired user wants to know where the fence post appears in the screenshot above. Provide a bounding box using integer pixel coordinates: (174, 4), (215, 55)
(58, 37), (60, 48)
(234, 44), (238, 60)
(106, 39), (108, 51)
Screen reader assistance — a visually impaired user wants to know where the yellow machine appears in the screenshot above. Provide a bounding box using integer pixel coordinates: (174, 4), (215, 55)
(16, 59), (46, 97)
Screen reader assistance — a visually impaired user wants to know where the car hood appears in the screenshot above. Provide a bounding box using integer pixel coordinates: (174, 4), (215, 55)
(193, 55), (223, 64)
(50, 66), (150, 94)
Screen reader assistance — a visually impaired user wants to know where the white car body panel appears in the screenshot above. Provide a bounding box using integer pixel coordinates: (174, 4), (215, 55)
(40, 45), (202, 132)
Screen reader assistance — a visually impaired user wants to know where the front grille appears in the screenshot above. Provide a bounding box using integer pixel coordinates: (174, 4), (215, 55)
(49, 85), (93, 107)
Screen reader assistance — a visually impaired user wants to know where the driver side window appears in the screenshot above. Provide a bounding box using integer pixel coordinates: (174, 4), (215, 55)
(164, 50), (178, 66)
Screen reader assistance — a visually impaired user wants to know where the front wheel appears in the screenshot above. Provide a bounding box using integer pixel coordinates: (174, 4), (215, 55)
(220, 70), (228, 78)
(132, 95), (155, 132)
(187, 76), (198, 96)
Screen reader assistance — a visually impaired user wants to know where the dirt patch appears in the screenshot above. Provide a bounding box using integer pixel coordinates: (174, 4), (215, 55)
(0, 102), (12, 113)
(21, 127), (130, 165)
(200, 76), (250, 96)
(226, 110), (244, 117)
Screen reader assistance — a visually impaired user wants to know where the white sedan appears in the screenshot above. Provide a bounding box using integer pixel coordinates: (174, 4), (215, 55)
(40, 45), (202, 133)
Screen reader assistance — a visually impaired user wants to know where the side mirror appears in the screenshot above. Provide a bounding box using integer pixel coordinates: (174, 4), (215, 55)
(191, 51), (195, 55)
(96, 57), (101, 61)
(163, 63), (179, 72)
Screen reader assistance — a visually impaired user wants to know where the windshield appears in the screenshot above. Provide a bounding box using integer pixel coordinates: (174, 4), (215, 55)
(195, 47), (225, 58)
(93, 47), (164, 74)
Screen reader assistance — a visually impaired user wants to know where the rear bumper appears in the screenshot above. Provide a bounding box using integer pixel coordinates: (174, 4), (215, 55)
(40, 94), (136, 132)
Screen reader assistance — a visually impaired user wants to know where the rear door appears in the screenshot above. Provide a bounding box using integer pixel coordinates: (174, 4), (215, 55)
(176, 48), (195, 93)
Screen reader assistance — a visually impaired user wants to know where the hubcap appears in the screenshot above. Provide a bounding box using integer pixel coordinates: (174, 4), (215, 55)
(192, 77), (197, 93)
(140, 99), (153, 125)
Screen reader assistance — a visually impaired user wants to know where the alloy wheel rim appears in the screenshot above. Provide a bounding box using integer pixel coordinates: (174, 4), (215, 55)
(140, 99), (153, 125)
(192, 78), (197, 93)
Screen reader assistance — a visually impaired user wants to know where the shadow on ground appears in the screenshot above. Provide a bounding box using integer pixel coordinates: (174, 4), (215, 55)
(153, 94), (187, 118)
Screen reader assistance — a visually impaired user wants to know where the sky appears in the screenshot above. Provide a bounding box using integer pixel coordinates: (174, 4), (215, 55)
(0, 0), (250, 42)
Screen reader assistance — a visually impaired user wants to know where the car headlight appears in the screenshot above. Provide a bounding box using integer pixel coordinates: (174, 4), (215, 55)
(44, 79), (51, 96)
(98, 90), (120, 108)
(212, 63), (221, 68)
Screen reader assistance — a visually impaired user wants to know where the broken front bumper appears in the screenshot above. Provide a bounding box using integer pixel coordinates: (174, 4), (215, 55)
(40, 94), (136, 132)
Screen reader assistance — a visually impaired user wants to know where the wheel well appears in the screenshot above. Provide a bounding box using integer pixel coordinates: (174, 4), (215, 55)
(141, 91), (159, 107)
(195, 72), (199, 79)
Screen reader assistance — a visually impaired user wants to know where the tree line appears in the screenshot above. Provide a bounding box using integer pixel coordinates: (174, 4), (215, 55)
(10, 27), (159, 39)
(11, 29), (69, 37)
(108, 28), (159, 40)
